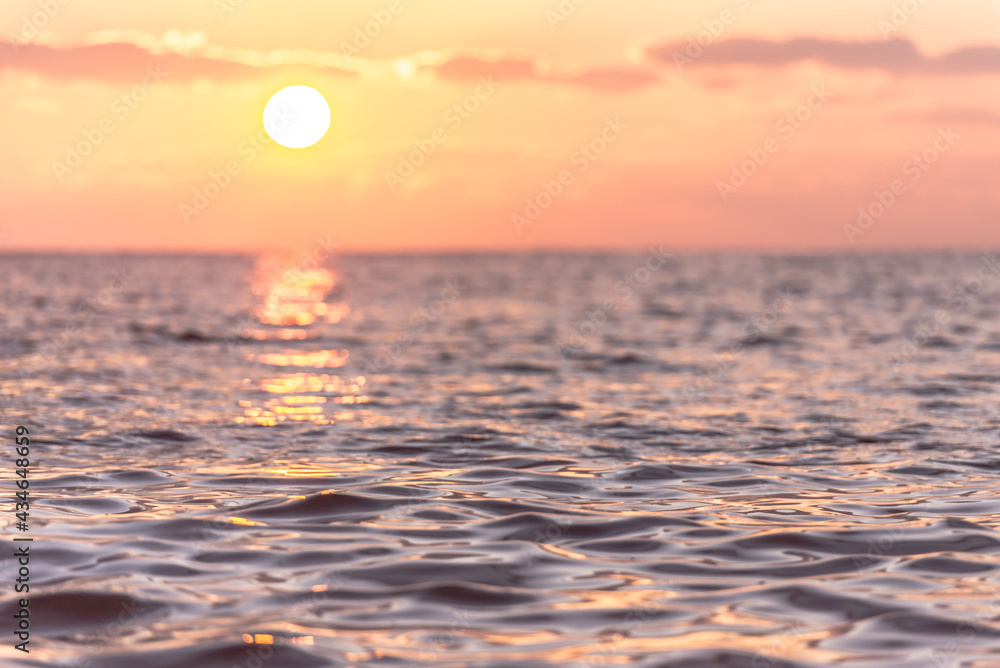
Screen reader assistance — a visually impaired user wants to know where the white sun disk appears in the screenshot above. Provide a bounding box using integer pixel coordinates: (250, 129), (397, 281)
(263, 86), (331, 149)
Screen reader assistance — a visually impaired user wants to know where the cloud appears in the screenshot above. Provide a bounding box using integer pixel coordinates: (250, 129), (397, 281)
(937, 46), (1000, 74)
(422, 53), (659, 91)
(893, 108), (1000, 127)
(0, 39), (358, 82)
(648, 37), (1000, 75)
(0, 37), (658, 91)
(425, 55), (539, 81)
(558, 67), (660, 91)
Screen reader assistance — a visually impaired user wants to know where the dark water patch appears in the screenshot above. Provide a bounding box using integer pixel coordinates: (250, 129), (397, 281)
(899, 556), (997, 574)
(413, 583), (537, 607)
(703, 477), (774, 488)
(605, 351), (655, 365)
(922, 336), (957, 348)
(173, 329), (217, 343)
(642, 650), (815, 668)
(456, 468), (522, 480)
(457, 385), (535, 397)
(496, 606), (689, 631)
(238, 492), (400, 520)
(741, 585), (903, 621)
(484, 456), (579, 469)
(733, 527), (1000, 557)
(142, 563), (212, 577)
(411, 509), (467, 521)
(613, 464), (685, 482)
(828, 612), (1000, 654)
(406, 432), (495, 445)
(455, 499), (584, 518)
(127, 429), (199, 442)
(944, 458), (1000, 471)
(742, 334), (794, 347)
(830, 429), (905, 443)
(919, 400), (965, 410)
(484, 362), (557, 374)
(887, 465), (956, 477)
(96, 641), (333, 668)
(862, 612), (1000, 638)
(191, 549), (280, 565)
(479, 512), (699, 542)
(355, 485), (436, 498)
(903, 385), (964, 397)
(0, 591), (168, 636)
(514, 477), (595, 495)
(587, 421), (730, 440)
(274, 549), (390, 568)
(643, 304), (685, 318)
(339, 561), (520, 588)
(946, 372), (1000, 383)
(648, 555), (885, 579)
(98, 518), (242, 541)
(576, 538), (665, 553)
(196, 475), (339, 488)
(512, 400), (583, 411)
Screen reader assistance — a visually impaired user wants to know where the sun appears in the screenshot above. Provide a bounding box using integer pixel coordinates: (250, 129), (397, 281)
(263, 86), (331, 149)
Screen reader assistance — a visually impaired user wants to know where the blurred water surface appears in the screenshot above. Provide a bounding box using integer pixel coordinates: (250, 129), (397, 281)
(1, 252), (999, 667)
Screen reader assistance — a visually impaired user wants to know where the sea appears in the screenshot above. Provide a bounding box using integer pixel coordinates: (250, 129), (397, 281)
(1, 251), (999, 667)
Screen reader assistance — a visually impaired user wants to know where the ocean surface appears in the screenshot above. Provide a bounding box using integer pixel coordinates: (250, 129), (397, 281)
(2, 252), (1000, 668)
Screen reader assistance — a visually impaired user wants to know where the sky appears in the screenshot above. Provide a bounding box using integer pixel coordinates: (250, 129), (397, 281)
(1, 0), (998, 252)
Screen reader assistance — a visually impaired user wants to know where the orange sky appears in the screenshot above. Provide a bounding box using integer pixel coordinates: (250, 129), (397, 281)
(1, 0), (999, 252)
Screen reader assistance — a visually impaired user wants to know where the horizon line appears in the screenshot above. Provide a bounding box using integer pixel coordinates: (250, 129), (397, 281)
(2, 246), (999, 256)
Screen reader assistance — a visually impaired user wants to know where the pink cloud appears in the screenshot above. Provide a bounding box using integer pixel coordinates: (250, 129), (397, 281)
(425, 55), (538, 81)
(893, 108), (1000, 127)
(648, 37), (1000, 75)
(1, 40), (659, 91)
(0, 41), (356, 82)
(424, 55), (659, 91)
(558, 67), (660, 91)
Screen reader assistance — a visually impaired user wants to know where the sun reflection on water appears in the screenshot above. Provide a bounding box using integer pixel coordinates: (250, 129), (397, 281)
(236, 254), (366, 426)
